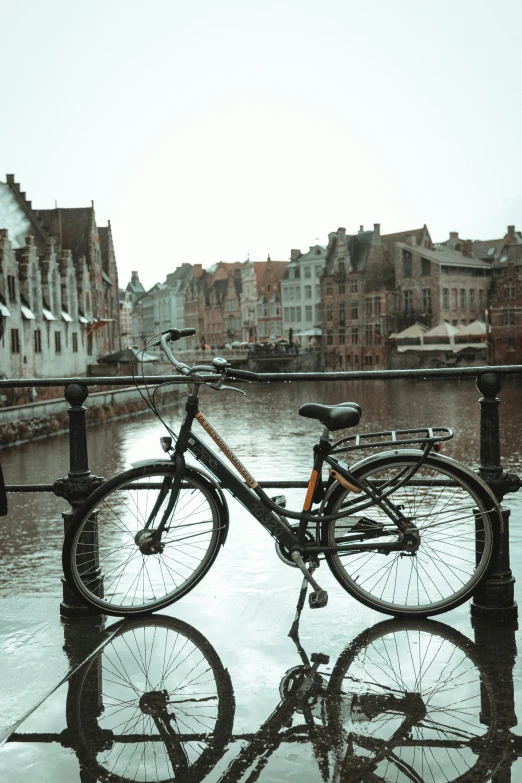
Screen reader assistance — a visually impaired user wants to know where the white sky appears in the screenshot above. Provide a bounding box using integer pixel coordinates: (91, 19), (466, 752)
(1, 0), (521, 289)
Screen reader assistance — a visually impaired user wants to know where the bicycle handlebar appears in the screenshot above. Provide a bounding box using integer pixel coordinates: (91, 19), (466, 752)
(153, 327), (260, 383)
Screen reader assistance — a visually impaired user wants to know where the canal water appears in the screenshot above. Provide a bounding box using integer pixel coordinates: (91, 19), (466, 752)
(1, 377), (522, 782)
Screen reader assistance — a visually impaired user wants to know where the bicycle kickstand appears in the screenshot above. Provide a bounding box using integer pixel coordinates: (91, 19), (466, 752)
(290, 552), (328, 609)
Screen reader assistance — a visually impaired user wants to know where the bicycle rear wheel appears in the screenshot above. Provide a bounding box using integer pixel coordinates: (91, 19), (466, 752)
(321, 453), (497, 617)
(63, 465), (227, 616)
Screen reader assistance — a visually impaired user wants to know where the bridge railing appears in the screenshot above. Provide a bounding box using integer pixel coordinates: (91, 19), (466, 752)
(1, 364), (521, 621)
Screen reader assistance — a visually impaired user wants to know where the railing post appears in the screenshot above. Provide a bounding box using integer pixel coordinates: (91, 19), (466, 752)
(53, 383), (104, 618)
(471, 372), (520, 622)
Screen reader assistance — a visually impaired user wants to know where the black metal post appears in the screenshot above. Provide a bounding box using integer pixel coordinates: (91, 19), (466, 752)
(54, 383), (104, 618)
(471, 372), (520, 622)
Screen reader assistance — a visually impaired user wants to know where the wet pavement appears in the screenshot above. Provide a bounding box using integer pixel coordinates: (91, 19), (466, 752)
(1, 378), (522, 781)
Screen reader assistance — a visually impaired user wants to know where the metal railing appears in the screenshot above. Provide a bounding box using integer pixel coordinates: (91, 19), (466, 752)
(1, 363), (521, 621)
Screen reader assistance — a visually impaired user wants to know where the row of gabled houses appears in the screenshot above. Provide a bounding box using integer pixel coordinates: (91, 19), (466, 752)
(0, 175), (120, 386)
(126, 256), (289, 350)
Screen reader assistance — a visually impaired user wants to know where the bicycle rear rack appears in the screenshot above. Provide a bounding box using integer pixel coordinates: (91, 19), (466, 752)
(332, 426), (454, 454)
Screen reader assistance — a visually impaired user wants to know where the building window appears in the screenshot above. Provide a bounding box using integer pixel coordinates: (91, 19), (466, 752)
(404, 290), (412, 314)
(72, 332), (78, 352)
(304, 267), (311, 279)
(442, 288), (449, 310)
(374, 297), (381, 315)
(459, 289), (466, 310)
(296, 306), (302, 322)
(10, 329), (20, 353)
(505, 285), (515, 300)
(284, 307), (289, 322)
(351, 302), (358, 320)
(327, 330), (333, 345)
(290, 307), (295, 322)
(350, 279), (358, 293)
(421, 258), (431, 276)
(508, 336), (515, 350)
(305, 305), (312, 322)
(351, 327), (359, 345)
(338, 281), (345, 294)
(87, 333), (93, 355)
(34, 329), (42, 353)
(504, 309), (515, 325)
(326, 304), (333, 321)
(402, 250), (412, 277)
(326, 281), (333, 296)
(479, 289), (484, 310)
(365, 298), (372, 317)
(305, 285), (312, 299)
(54, 331), (62, 353)
(339, 303), (346, 326)
(7, 275), (16, 302)
(468, 289), (475, 310)
(365, 324), (373, 345)
(422, 288), (432, 313)
(365, 355), (373, 366)
(339, 330), (345, 344)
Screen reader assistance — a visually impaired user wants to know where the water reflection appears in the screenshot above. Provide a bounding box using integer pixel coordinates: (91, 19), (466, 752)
(6, 580), (518, 782)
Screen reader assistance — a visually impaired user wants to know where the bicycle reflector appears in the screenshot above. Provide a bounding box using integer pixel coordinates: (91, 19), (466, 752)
(434, 442), (442, 453)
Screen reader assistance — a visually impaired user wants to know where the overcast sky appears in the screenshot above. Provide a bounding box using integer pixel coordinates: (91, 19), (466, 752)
(1, 0), (521, 289)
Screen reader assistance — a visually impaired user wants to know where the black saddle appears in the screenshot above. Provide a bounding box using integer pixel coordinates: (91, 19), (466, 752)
(299, 401), (362, 431)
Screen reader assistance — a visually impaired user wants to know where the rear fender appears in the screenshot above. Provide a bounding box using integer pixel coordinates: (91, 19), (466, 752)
(130, 458), (230, 546)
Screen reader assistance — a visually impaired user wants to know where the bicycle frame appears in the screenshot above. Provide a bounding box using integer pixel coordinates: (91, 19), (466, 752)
(156, 382), (430, 557)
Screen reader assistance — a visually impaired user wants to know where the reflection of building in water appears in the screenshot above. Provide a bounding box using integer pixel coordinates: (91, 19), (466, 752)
(0, 175), (120, 384)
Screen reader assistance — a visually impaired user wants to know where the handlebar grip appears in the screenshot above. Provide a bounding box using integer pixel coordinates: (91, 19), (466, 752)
(169, 327), (196, 341)
(225, 367), (259, 381)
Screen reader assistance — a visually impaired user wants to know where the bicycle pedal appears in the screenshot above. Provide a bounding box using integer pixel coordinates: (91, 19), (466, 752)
(309, 590), (328, 609)
(271, 494), (287, 508)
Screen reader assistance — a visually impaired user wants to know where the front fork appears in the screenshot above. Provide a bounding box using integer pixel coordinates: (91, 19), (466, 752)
(134, 453), (185, 554)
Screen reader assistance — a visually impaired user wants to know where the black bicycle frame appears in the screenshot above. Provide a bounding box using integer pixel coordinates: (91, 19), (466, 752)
(162, 385), (416, 557)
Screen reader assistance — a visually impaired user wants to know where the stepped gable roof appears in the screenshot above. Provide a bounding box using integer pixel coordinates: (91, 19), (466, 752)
(253, 258), (288, 290)
(38, 206), (94, 260)
(325, 229), (375, 274)
(165, 262), (195, 291)
(283, 245), (326, 279)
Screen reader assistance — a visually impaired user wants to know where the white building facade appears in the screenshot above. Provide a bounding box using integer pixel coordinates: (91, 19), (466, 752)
(281, 245), (326, 343)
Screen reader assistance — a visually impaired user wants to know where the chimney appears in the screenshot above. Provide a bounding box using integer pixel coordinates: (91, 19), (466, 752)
(193, 263), (203, 278)
(507, 225), (515, 239)
(290, 249), (301, 261)
(131, 271), (140, 283)
(462, 240), (473, 258)
(449, 231), (459, 240)
(358, 225), (364, 233)
(338, 227), (346, 240)
(373, 223), (380, 236)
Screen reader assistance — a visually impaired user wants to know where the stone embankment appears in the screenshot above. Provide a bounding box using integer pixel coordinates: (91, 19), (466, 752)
(0, 385), (181, 447)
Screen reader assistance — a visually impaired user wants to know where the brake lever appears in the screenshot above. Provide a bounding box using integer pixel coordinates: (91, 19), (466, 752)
(209, 372), (246, 395)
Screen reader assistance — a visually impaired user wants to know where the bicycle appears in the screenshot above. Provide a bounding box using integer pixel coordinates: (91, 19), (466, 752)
(62, 327), (501, 618)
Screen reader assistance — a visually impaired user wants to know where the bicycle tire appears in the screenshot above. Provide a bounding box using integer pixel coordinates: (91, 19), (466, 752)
(321, 452), (498, 617)
(68, 614), (235, 783)
(326, 618), (500, 783)
(62, 465), (227, 616)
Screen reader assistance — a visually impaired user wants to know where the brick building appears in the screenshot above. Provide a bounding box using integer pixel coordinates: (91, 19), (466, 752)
(254, 256), (287, 341)
(488, 234), (522, 364)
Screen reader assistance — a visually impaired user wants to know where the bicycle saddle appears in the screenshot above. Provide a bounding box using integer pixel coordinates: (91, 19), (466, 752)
(299, 402), (362, 431)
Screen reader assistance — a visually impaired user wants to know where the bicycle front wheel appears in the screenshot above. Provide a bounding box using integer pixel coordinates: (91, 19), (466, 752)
(322, 453), (497, 617)
(63, 466), (226, 616)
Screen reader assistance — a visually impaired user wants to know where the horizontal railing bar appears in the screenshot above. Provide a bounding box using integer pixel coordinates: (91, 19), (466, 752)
(5, 485), (55, 492)
(1, 364), (522, 389)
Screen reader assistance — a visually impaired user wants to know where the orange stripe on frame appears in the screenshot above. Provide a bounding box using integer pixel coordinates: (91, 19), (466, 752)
(303, 469), (319, 511)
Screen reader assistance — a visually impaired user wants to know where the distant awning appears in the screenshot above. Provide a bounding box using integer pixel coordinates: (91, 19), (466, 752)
(78, 314), (89, 324)
(42, 308), (57, 320)
(61, 311), (73, 322)
(21, 305), (36, 319)
(99, 347), (159, 364)
(294, 327), (322, 337)
(0, 302), (11, 317)
(102, 271), (113, 285)
(86, 318), (114, 337)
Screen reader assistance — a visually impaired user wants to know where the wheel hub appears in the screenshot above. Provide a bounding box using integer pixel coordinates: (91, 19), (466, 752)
(139, 690), (169, 716)
(134, 529), (164, 555)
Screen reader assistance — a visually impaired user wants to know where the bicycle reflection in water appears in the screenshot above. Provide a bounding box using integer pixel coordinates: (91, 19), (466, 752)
(8, 578), (512, 782)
